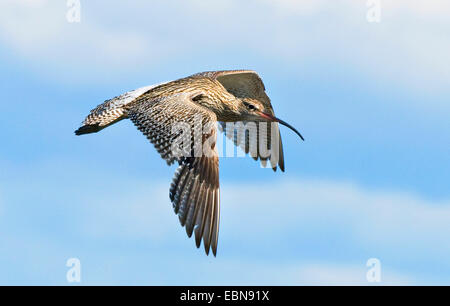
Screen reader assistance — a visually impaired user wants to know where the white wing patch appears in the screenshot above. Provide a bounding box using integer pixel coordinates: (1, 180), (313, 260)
(99, 81), (170, 111)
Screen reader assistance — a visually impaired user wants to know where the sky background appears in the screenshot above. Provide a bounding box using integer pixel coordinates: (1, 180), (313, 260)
(0, 0), (449, 285)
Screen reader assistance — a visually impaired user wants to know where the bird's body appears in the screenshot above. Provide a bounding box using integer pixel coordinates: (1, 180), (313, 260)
(75, 70), (303, 256)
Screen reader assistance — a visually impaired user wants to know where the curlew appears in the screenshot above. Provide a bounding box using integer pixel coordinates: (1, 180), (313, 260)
(75, 70), (303, 256)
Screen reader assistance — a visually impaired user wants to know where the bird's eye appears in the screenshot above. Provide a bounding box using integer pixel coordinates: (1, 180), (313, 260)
(245, 103), (256, 111)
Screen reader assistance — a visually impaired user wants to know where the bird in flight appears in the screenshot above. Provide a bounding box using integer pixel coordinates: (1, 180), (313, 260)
(75, 70), (304, 256)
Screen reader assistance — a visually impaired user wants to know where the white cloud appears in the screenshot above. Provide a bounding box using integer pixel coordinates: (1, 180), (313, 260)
(0, 1), (167, 75)
(386, 0), (450, 16)
(161, 259), (414, 285)
(0, 0), (449, 98)
(222, 179), (450, 259)
(1, 154), (448, 284)
(60, 171), (450, 284)
(72, 174), (450, 261)
(292, 262), (413, 285)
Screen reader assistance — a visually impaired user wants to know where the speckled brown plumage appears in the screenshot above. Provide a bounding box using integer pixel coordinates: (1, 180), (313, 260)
(75, 70), (303, 256)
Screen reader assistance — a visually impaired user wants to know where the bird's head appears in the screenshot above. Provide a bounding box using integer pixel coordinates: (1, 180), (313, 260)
(239, 98), (305, 141)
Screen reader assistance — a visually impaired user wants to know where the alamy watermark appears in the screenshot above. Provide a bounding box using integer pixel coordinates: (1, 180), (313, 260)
(66, 0), (81, 23)
(170, 115), (282, 168)
(366, 258), (381, 283)
(366, 0), (381, 23)
(66, 258), (81, 283)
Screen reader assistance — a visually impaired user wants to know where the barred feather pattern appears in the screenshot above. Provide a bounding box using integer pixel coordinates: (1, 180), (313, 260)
(202, 70), (285, 171)
(127, 92), (220, 256)
(219, 121), (285, 172)
(75, 70), (291, 256)
(82, 85), (158, 126)
(169, 155), (220, 256)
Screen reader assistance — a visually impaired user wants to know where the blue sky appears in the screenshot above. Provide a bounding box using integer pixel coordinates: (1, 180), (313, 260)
(0, 0), (449, 285)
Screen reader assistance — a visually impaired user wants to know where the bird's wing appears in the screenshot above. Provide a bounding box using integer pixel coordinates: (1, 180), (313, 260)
(195, 70), (271, 108)
(219, 120), (284, 171)
(197, 70), (285, 171)
(127, 92), (220, 256)
(75, 82), (169, 135)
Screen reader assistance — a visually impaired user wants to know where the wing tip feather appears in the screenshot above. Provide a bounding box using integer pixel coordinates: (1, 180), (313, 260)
(74, 124), (100, 136)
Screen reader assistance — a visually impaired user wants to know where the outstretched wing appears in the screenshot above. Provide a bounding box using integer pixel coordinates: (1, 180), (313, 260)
(127, 92), (220, 256)
(197, 70), (285, 172)
(75, 83), (167, 135)
(219, 120), (284, 171)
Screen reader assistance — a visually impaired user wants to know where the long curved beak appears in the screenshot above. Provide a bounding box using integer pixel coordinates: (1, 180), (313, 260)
(257, 111), (305, 141)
